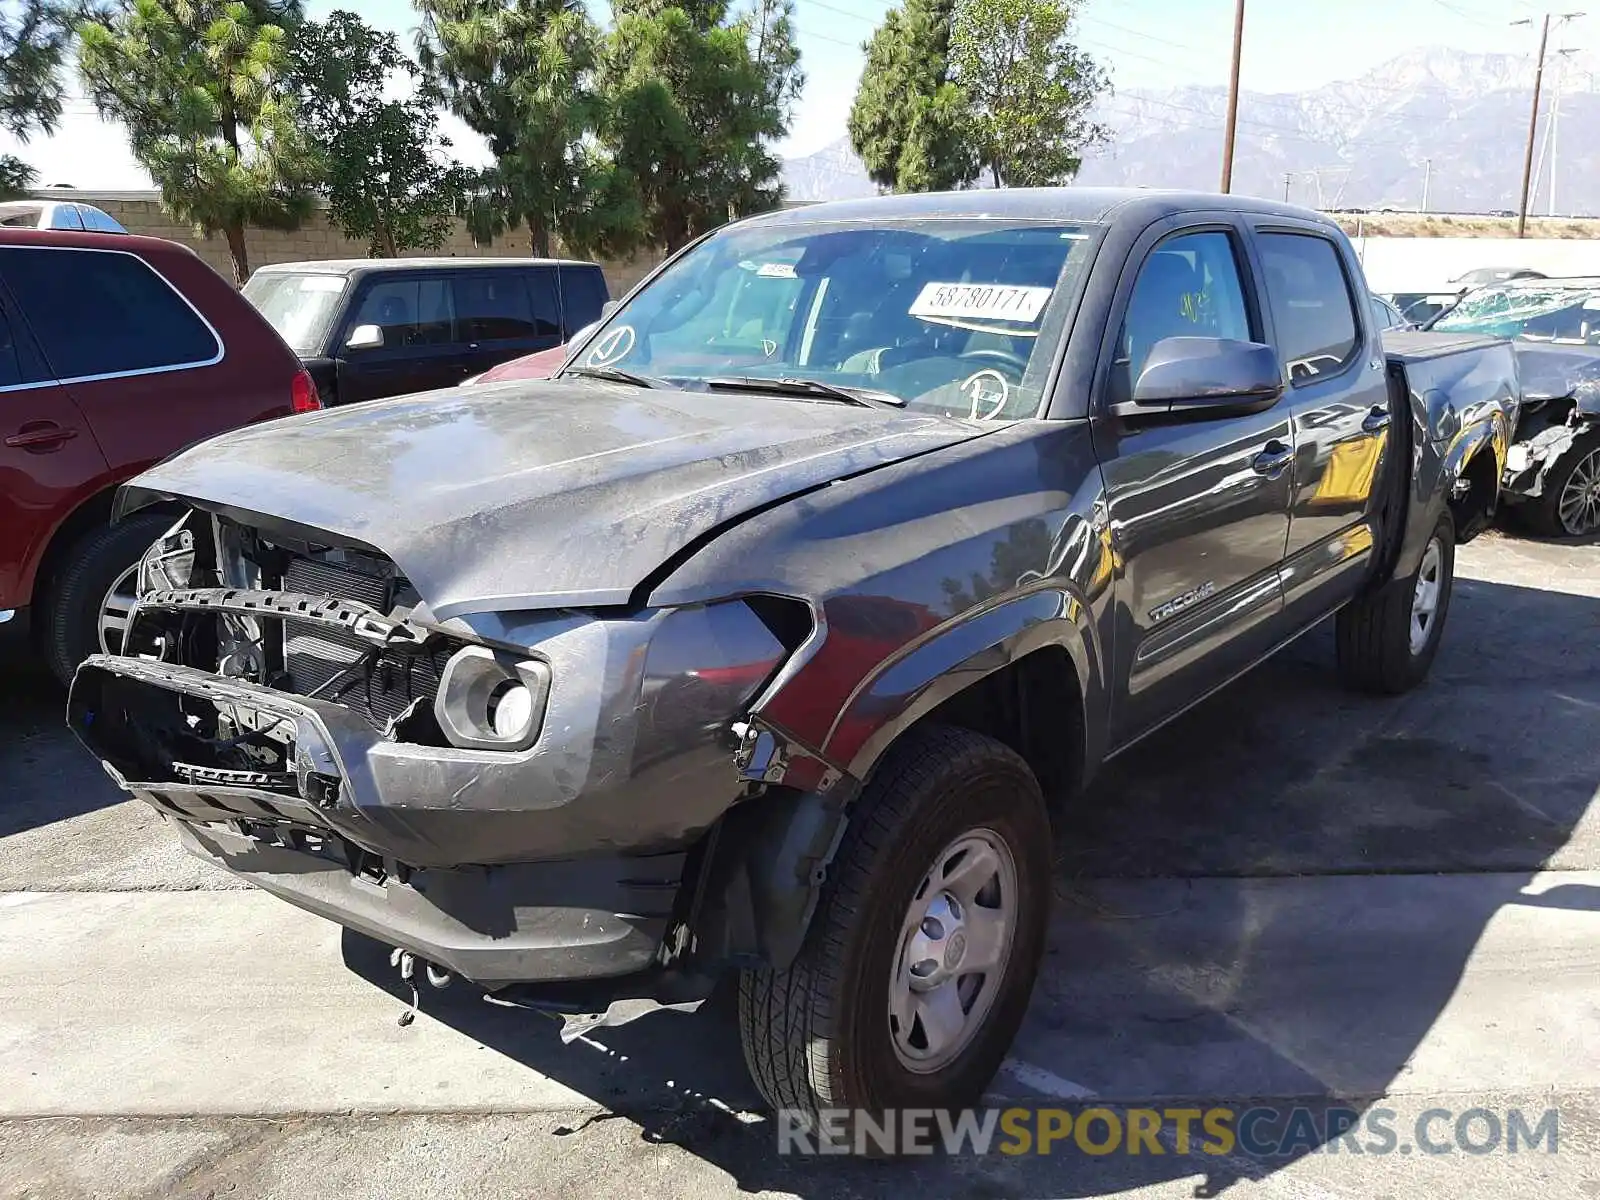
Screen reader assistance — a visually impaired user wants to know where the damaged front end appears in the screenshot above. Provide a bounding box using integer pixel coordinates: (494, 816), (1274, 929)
(69, 508), (839, 1026)
(1503, 347), (1600, 503)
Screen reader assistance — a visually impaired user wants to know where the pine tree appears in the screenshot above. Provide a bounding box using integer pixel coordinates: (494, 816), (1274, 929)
(78, 0), (321, 285)
(846, 0), (975, 193)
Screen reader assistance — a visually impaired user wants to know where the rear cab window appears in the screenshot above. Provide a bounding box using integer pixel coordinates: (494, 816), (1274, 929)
(1258, 232), (1362, 384)
(0, 246), (221, 380)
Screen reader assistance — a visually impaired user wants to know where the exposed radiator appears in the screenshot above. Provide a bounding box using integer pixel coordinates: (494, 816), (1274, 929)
(282, 557), (447, 730)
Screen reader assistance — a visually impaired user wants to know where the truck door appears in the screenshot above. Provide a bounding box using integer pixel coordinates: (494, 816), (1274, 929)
(336, 274), (470, 403)
(456, 269), (564, 379)
(1251, 224), (1392, 624)
(1091, 220), (1295, 746)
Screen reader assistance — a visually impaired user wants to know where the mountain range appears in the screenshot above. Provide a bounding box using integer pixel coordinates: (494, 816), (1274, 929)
(780, 47), (1600, 215)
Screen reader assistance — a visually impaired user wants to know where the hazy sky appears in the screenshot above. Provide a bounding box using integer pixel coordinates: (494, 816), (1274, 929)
(0, 0), (1574, 188)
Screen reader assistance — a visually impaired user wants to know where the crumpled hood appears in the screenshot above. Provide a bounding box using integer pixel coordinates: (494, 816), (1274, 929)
(124, 378), (988, 619)
(1511, 341), (1600, 410)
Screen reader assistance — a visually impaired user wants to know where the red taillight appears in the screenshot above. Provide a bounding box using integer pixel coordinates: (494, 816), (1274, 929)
(290, 369), (320, 414)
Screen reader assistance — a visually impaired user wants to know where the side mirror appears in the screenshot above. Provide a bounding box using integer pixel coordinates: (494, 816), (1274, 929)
(568, 321), (600, 347)
(601, 299), (619, 317)
(345, 323), (384, 351)
(1112, 337), (1284, 419)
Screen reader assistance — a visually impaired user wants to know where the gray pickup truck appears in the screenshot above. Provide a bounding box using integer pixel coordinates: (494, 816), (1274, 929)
(70, 190), (1516, 1130)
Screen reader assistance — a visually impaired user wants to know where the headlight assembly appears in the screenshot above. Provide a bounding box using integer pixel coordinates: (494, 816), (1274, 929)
(434, 646), (552, 751)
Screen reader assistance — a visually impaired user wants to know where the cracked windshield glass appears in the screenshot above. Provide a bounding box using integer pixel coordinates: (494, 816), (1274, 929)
(565, 220), (1098, 419)
(1433, 281), (1600, 344)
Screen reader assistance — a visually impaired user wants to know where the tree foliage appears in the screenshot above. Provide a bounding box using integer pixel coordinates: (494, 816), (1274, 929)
(0, 155), (37, 201)
(78, 0), (320, 285)
(949, 0), (1107, 187)
(847, 0), (974, 193)
(417, 0), (627, 257)
(1, 0), (72, 199)
(287, 11), (465, 256)
(599, 0), (801, 252)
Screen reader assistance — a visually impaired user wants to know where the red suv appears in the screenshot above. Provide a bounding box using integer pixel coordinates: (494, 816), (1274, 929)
(0, 228), (315, 682)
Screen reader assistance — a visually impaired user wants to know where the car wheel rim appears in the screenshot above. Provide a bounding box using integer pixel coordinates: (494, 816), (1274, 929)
(888, 828), (1018, 1074)
(1557, 446), (1600, 536)
(98, 565), (144, 657)
(1409, 537), (1444, 657)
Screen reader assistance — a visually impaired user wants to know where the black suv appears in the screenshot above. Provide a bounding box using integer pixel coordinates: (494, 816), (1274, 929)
(242, 258), (609, 406)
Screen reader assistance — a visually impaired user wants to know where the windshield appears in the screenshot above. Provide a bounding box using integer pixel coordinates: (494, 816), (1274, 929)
(561, 218), (1099, 419)
(243, 272), (349, 355)
(1433, 281), (1600, 345)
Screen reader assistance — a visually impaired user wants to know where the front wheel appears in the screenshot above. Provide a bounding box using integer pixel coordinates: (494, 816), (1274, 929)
(1526, 432), (1600, 538)
(41, 513), (173, 687)
(737, 725), (1051, 1143)
(1335, 513), (1456, 695)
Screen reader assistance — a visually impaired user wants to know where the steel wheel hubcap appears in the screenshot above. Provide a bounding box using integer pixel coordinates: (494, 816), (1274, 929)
(888, 829), (1018, 1073)
(1409, 537), (1444, 656)
(1557, 447), (1600, 535)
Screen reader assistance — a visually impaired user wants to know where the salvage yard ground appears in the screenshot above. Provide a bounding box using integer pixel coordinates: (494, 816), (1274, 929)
(2, 529), (1599, 1199)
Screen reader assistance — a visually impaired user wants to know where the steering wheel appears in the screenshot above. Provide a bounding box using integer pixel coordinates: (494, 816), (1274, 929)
(957, 348), (1029, 373)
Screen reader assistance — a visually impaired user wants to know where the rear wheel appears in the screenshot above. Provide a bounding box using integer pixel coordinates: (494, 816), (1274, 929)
(41, 513), (173, 686)
(1335, 513), (1455, 695)
(737, 725), (1051, 1146)
(1526, 433), (1600, 538)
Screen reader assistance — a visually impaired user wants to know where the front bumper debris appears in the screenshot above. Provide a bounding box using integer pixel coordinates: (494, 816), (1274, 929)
(175, 820), (684, 989)
(68, 655), (692, 988)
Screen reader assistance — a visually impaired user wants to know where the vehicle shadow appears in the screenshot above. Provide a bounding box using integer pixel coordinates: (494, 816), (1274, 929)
(0, 663), (128, 837)
(338, 573), (1600, 1196)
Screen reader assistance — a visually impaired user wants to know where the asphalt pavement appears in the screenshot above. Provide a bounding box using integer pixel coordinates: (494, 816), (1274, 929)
(2, 529), (1598, 1199)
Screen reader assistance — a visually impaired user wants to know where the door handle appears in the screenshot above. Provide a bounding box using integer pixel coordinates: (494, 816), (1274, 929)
(5, 423), (79, 451)
(1362, 406), (1392, 434)
(1251, 441), (1294, 477)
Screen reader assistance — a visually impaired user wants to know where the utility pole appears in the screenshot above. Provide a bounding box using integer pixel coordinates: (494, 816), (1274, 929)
(1220, 0), (1246, 192)
(1283, 172), (1292, 202)
(1516, 12), (1584, 237)
(1421, 158), (1432, 212)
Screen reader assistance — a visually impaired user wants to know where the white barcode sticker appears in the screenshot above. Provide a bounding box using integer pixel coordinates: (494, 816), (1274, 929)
(909, 282), (1053, 324)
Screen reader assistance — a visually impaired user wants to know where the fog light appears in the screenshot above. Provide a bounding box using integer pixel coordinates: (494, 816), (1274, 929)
(434, 646), (551, 751)
(488, 679), (535, 743)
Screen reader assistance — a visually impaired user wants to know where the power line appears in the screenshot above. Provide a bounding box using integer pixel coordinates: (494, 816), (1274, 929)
(792, 21), (865, 48)
(796, 0), (879, 27)
(1425, 0), (1532, 27)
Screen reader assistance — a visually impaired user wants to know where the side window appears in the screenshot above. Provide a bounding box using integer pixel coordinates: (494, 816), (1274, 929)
(347, 278), (456, 348)
(0, 247), (219, 379)
(0, 307), (23, 387)
(559, 265), (610, 334)
(52, 205), (86, 231)
(524, 269), (562, 337)
(456, 273), (538, 342)
(1116, 230), (1253, 393)
(1259, 233), (1361, 383)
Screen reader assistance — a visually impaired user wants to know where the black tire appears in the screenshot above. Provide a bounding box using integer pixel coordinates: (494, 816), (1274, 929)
(1524, 432), (1600, 538)
(737, 725), (1051, 1146)
(1335, 512), (1455, 695)
(41, 512), (173, 687)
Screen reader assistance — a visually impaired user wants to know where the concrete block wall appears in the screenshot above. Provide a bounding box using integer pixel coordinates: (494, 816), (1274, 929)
(54, 192), (667, 297)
